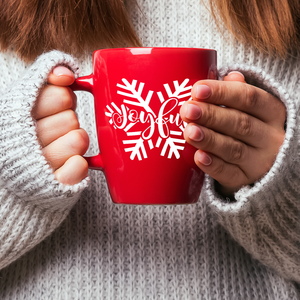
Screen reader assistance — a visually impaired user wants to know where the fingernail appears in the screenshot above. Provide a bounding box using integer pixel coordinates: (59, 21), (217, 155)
(196, 151), (212, 166)
(185, 104), (201, 120)
(227, 71), (245, 79)
(186, 125), (204, 141)
(195, 85), (211, 99)
(53, 66), (74, 77)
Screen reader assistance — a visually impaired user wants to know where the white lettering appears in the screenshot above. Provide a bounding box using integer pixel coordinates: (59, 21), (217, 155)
(111, 98), (182, 139)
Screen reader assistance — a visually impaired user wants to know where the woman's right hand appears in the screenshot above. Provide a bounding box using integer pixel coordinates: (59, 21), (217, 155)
(31, 66), (89, 185)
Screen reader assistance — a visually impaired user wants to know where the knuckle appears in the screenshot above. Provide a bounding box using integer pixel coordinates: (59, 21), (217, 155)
(276, 101), (287, 125)
(235, 114), (252, 137)
(276, 129), (286, 146)
(204, 105), (217, 128)
(64, 109), (80, 129)
(78, 156), (89, 175)
(228, 141), (245, 163)
(269, 128), (285, 151)
(213, 83), (228, 105)
(59, 87), (75, 109)
(68, 130), (89, 154)
(204, 129), (216, 149)
(72, 155), (89, 171)
(211, 160), (226, 176)
(244, 85), (259, 109)
(77, 155), (89, 169)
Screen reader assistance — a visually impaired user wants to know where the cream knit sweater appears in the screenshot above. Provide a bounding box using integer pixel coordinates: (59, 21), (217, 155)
(0, 0), (299, 299)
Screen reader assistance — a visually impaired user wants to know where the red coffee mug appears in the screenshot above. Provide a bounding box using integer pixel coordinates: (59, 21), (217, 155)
(71, 47), (217, 205)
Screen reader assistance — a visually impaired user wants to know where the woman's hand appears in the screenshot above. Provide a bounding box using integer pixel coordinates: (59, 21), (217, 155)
(31, 66), (89, 185)
(180, 72), (286, 196)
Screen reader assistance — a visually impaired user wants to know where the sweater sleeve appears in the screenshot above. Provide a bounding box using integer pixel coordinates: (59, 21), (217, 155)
(0, 50), (89, 270)
(204, 63), (300, 282)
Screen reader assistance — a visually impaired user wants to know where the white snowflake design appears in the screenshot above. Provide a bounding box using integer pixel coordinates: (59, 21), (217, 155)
(105, 78), (192, 160)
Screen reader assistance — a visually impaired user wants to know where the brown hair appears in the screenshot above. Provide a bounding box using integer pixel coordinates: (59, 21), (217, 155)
(208, 0), (300, 57)
(1, 0), (300, 61)
(0, 0), (141, 62)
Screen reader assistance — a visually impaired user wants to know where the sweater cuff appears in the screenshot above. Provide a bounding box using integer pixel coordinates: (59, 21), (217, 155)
(0, 50), (89, 212)
(203, 63), (300, 280)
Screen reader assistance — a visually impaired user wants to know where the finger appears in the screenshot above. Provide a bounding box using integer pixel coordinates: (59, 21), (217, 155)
(36, 110), (80, 147)
(54, 155), (88, 185)
(180, 101), (281, 148)
(32, 85), (77, 120)
(191, 80), (286, 126)
(194, 149), (248, 192)
(223, 71), (246, 83)
(43, 129), (89, 170)
(184, 123), (278, 179)
(47, 66), (75, 86)
(184, 123), (254, 166)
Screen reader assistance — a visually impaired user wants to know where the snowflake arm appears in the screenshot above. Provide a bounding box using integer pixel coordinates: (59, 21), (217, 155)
(123, 137), (147, 160)
(165, 79), (192, 98)
(117, 79), (156, 117)
(160, 134), (186, 159)
(158, 79), (192, 105)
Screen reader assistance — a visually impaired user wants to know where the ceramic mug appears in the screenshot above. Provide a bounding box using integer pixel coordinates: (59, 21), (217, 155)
(71, 47), (217, 205)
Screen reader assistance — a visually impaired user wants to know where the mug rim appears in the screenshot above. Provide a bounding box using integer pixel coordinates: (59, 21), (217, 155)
(93, 47), (217, 54)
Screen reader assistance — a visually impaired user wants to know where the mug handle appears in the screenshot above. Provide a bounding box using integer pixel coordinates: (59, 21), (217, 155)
(70, 74), (104, 170)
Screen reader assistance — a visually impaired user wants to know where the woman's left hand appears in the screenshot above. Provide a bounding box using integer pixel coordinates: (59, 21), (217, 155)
(180, 73), (286, 196)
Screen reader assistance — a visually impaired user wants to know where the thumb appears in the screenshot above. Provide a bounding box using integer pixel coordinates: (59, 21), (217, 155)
(223, 71), (246, 83)
(47, 66), (75, 86)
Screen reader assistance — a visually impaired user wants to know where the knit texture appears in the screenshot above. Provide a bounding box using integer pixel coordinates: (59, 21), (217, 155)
(0, 0), (299, 299)
(0, 51), (89, 270)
